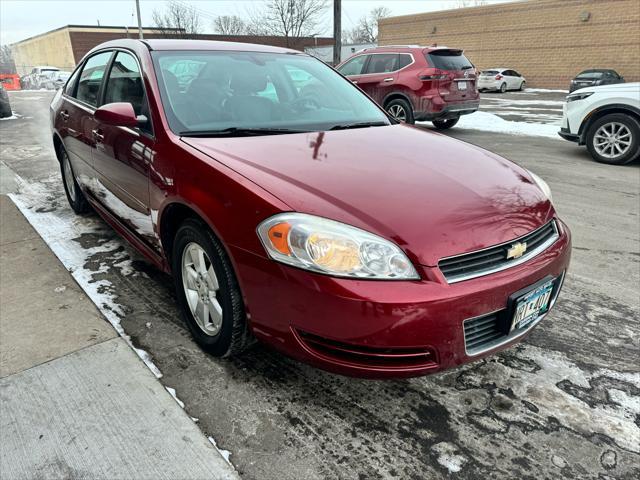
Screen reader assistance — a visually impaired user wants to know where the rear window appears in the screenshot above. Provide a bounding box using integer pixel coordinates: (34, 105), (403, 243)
(481, 70), (500, 75)
(576, 71), (604, 79)
(426, 50), (473, 71)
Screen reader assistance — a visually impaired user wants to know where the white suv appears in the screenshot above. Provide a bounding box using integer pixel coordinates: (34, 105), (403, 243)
(559, 83), (640, 165)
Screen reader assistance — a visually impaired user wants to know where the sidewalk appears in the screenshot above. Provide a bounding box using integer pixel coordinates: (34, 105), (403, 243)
(0, 195), (238, 479)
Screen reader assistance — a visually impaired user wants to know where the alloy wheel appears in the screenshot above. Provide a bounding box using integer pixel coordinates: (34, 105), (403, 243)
(62, 153), (76, 202)
(593, 122), (632, 159)
(388, 104), (407, 122)
(181, 242), (223, 336)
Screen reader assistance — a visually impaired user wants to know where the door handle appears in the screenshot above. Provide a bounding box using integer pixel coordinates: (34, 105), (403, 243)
(60, 110), (69, 121)
(92, 129), (104, 142)
(382, 77), (394, 82)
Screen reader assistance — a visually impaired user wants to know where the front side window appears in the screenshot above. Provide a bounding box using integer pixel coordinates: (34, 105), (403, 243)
(76, 51), (113, 106)
(64, 67), (81, 95)
(153, 51), (389, 135)
(365, 54), (399, 74)
(337, 55), (368, 76)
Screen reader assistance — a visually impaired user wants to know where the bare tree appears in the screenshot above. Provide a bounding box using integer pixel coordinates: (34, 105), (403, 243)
(213, 15), (247, 35)
(248, 0), (328, 46)
(0, 45), (16, 74)
(152, 0), (202, 38)
(345, 6), (391, 44)
(456, 0), (488, 7)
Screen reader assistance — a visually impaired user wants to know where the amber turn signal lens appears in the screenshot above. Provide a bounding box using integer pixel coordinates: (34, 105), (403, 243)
(268, 222), (292, 254)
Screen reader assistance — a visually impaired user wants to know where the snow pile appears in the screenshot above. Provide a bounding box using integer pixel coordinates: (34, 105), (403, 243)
(427, 111), (563, 139)
(0, 112), (21, 121)
(523, 88), (569, 93)
(431, 442), (467, 473)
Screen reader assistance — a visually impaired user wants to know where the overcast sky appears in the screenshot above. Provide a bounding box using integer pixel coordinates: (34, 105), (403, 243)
(1, 0), (514, 45)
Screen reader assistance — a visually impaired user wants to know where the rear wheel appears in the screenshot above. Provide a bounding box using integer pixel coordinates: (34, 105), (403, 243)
(500, 82), (507, 93)
(585, 113), (640, 165)
(519, 81), (526, 91)
(172, 218), (252, 357)
(432, 118), (460, 130)
(60, 148), (90, 214)
(386, 98), (414, 124)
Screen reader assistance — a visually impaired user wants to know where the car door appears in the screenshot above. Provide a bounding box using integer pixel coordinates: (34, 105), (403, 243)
(502, 70), (515, 90)
(60, 50), (114, 190)
(356, 54), (400, 105)
(92, 50), (156, 246)
(336, 54), (369, 87)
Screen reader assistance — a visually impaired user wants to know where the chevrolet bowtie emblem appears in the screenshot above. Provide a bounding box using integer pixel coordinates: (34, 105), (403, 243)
(507, 241), (527, 259)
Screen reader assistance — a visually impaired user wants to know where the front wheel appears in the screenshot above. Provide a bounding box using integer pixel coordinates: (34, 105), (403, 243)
(386, 98), (414, 124)
(432, 118), (460, 130)
(500, 82), (507, 93)
(519, 81), (526, 91)
(585, 114), (640, 165)
(60, 148), (90, 214)
(172, 219), (252, 357)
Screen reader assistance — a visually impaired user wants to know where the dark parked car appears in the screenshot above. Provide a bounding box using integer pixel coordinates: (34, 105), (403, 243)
(336, 45), (479, 129)
(569, 69), (624, 92)
(50, 39), (571, 378)
(0, 84), (12, 118)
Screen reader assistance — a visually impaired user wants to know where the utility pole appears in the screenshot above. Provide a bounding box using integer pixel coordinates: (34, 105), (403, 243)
(135, 0), (144, 39)
(333, 0), (341, 66)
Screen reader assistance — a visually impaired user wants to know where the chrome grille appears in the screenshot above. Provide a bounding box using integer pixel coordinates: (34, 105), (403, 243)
(439, 220), (559, 283)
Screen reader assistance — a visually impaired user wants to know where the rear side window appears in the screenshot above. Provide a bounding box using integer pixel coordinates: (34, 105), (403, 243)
(398, 54), (413, 69)
(365, 54), (398, 74)
(338, 55), (367, 76)
(76, 51), (113, 106)
(426, 50), (473, 71)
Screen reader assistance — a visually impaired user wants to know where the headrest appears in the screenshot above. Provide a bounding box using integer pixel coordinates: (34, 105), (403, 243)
(230, 69), (268, 95)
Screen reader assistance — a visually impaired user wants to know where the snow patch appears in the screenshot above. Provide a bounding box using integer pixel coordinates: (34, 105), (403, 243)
(208, 436), (233, 466)
(165, 386), (185, 409)
(421, 111), (562, 139)
(523, 88), (569, 93)
(54, 285), (67, 293)
(0, 112), (21, 121)
(431, 442), (467, 473)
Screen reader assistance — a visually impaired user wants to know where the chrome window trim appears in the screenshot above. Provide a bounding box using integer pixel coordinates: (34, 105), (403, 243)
(341, 53), (416, 77)
(440, 220), (560, 284)
(463, 270), (565, 356)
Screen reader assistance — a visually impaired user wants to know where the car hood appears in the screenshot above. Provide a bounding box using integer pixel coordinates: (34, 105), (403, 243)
(183, 125), (554, 266)
(572, 82), (639, 94)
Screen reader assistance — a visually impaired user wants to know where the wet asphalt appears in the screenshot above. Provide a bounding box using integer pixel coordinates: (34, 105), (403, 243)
(1, 90), (638, 480)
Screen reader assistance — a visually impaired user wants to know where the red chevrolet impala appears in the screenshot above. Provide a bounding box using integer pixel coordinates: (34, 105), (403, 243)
(50, 40), (571, 378)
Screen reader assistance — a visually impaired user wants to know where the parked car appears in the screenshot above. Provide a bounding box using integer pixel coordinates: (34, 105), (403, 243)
(0, 74), (22, 91)
(42, 71), (72, 90)
(51, 39), (571, 378)
(569, 69), (624, 92)
(23, 66), (60, 89)
(478, 68), (526, 92)
(559, 82), (640, 165)
(336, 45), (480, 129)
(0, 84), (12, 118)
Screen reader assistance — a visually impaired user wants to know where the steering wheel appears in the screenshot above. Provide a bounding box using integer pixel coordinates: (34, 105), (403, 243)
(290, 94), (321, 112)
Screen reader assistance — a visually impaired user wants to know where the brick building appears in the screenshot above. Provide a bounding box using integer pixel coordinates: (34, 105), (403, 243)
(10, 25), (334, 75)
(378, 0), (640, 89)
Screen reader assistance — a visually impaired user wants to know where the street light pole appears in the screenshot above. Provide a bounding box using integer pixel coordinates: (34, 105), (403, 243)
(135, 0), (144, 39)
(333, 0), (341, 66)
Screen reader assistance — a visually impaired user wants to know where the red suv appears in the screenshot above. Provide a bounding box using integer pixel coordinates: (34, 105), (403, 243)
(50, 39), (570, 378)
(337, 45), (479, 129)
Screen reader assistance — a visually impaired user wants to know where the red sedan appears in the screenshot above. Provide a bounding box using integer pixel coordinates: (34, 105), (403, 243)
(50, 39), (571, 378)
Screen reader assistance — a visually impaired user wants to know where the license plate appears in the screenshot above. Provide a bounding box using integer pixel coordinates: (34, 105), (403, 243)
(457, 81), (467, 90)
(511, 279), (554, 331)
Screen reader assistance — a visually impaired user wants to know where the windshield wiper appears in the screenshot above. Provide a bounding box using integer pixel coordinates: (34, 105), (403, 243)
(329, 121), (389, 131)
(179, 127), (308, 137)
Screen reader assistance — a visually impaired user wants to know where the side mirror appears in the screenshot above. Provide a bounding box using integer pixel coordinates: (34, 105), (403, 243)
(94, 102), (139, 128)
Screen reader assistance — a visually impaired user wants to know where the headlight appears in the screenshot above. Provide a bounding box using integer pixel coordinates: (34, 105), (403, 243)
(567, 92), (593, 102)
(257, 213), (419, 280)
(528, 171), (553, 203)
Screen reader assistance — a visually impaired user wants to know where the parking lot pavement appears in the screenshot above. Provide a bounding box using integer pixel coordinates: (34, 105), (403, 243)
(1, 91), (639, 480)
(479, 89), (566, 124)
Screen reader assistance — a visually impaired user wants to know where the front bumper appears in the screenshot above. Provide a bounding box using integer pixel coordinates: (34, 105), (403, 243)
(558, 127), (580, 143)
(232, 219), (572, 378)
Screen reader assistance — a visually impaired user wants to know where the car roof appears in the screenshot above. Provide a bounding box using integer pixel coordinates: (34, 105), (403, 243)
(90, 39), (302, 55)
(361, 45), (459, 53)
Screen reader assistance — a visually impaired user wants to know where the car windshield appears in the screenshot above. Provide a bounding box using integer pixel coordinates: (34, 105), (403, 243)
(152, 50), (390, 136)
(576, 71), (604, 79)
(426, 50), (473, 71)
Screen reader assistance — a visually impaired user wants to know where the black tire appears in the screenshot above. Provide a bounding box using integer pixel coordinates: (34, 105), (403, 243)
(585, 113), (640, 165)
(500, 82), (507, 93)
(519, 81), (526, 91)
(172, 218), (252, 357)
(385, 98), (414, 124)
(432, 117), (460, 130)
(59, 147), (90, 214)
